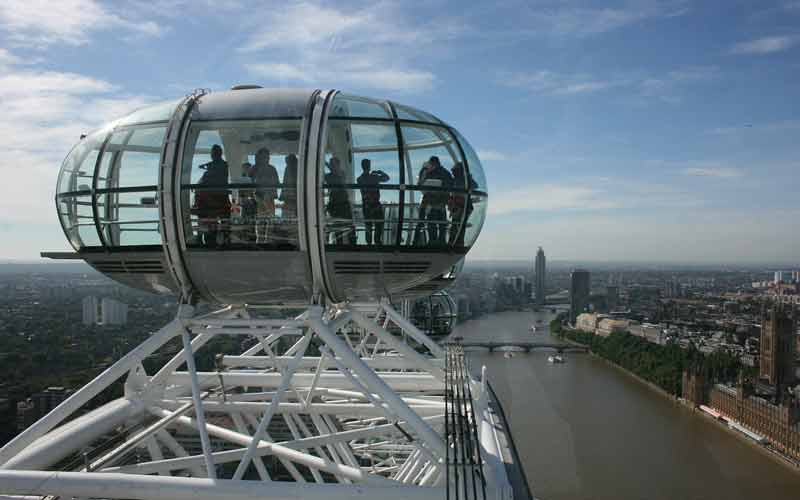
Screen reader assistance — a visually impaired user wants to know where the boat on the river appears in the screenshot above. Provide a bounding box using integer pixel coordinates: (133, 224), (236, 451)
(548, 355), (564, 364)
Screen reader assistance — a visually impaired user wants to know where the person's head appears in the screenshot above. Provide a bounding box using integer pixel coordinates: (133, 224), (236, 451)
(242, 162), (253, 177)
(361, 158), (371, 172)
(285, 154), (298, 169)
(255, 147), (270, 165)
(329, 157), (342, 174)
(429, 156), (441, 168)
(211, 144), (223, 162)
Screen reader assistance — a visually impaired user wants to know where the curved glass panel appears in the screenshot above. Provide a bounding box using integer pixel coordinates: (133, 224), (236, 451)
(96, 124), (167, 246)
(117, 99), (180, 127)
(464, 193), (487, 247)
(329, 94), (392, 119)
(400, 124), (466, 248)
(181, 119), (302, 250)
(452, 129), (487, 192)
(323, 120), (401, 247)
(57, 130), (109, 249)
(394, 103), (442, 124)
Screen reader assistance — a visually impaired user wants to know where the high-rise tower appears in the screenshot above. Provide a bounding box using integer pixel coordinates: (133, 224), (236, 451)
(569, 269), (591, 325)
(534, 247), (546, 306)
(760, 302), (797, 400)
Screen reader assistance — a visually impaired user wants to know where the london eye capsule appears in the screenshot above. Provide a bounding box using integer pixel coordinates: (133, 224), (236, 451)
(48, 88), (488, 304)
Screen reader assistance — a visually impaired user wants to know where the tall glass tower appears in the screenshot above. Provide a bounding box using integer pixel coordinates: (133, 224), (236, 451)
(535, 247), (546, 306)
(569, 269), (591, 324)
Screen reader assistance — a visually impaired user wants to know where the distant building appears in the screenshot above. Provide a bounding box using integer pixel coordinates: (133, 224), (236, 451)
(682, 370), (706, 406)
(576, 313), (599, 333)
(82, 296), (99, 326)
(629, 323), (666, 345)
(101, 298), (128, 326)
(596, 318), (630, 338)
(569, 269), (590, 324)
(16, 400), (36, 431)
(759, 302), (797, 401)
(83, 296), (127, 326)
(534, 247), (546, 305)
(32, 387), (73, 418)
(606, 285), (619, 311)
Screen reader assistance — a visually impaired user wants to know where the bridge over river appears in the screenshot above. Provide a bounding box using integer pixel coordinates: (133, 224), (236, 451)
(443, 340), (588, 353)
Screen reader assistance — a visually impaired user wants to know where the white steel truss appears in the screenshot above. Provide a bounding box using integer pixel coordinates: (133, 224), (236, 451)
(0, 300), (513, 500)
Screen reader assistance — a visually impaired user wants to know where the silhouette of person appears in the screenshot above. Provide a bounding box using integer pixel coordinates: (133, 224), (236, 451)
(280, 154), (298, 219)
(448, 162), (477, 246)
(324, 157), (355, 245)
(194, 144), (230, 247)
(417, 155), (453, 246)
(356, 158), (390, 245)
(251, 147), (280, 243)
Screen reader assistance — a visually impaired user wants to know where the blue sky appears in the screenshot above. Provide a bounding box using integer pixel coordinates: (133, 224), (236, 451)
(0, 0), (798, 263)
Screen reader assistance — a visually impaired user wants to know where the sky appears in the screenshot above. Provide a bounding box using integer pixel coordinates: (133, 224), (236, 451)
(0, 0), (798, 264)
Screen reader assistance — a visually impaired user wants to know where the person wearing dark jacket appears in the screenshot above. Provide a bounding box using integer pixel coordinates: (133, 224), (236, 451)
(448, 162), (477, 246)
(416, 156), (453, 246)
(194, 144), (230, 247)
(356, 159), (390, 245)
(324, 157), (356, 245)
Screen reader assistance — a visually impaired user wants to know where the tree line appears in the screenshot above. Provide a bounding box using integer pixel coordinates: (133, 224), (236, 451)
(551, 315), (741, 396)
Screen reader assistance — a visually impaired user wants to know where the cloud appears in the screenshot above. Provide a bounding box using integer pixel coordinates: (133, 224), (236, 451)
(488, 178), (696, 216)
(246, 62), (435, 94)
(730, 35), (800, 55)
(239, 2), (462, 94)
(499, 66), (717, 101)
(681, 167), (744, 179)
(0, 51), (157, 229)
(639, 66), (719, 102)
(516, 0), (690, 38)
(498, 70), (619, 95)
(476, 150), (508, 162)
(0, 0), (164, 47)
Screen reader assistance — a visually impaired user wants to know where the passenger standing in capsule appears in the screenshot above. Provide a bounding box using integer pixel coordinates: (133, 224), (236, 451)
(195, 144), (230, 248)
(278, 154), (299, 247)
(325, 157), (356, 245)
(251, 148), (280, 244)
(280, 154), (298, 219)
(417, 156), (453, 246)
(356, 159), (389, 245)
(448, 162), (476, 246)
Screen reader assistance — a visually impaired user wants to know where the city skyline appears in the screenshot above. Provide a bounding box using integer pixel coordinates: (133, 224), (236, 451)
(0, 1), (799, 262)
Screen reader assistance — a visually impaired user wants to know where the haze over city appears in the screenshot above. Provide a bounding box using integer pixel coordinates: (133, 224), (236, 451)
(1, 0), (799, 263)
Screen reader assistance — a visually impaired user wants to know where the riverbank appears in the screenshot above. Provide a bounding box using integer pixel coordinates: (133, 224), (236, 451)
(560, 332), (800, 474)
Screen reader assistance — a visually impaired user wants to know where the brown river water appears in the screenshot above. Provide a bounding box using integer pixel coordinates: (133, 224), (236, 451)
(452, 311), (800, 500)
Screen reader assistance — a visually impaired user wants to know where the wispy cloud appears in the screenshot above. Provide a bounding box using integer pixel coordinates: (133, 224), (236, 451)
(476, 150), (508, 162)
(489, 178), (697, 215)
(730, 35), (800, 55)
(0, 51), (156, 226)
(497, 70), (620, 95)
(681, 167), (744, 179)
(246, 62), (435, 94)
(498, 65), (717, 101)
(239, 2), (464, 94)
(0, 0), (164, 48)
(515, 0), (689, 38)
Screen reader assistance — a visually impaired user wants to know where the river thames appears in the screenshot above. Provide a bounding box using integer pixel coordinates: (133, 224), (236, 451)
(452, 310), (800, 500)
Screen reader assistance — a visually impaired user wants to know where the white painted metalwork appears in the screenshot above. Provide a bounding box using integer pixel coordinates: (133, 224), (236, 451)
(0, 300), (514, 499)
